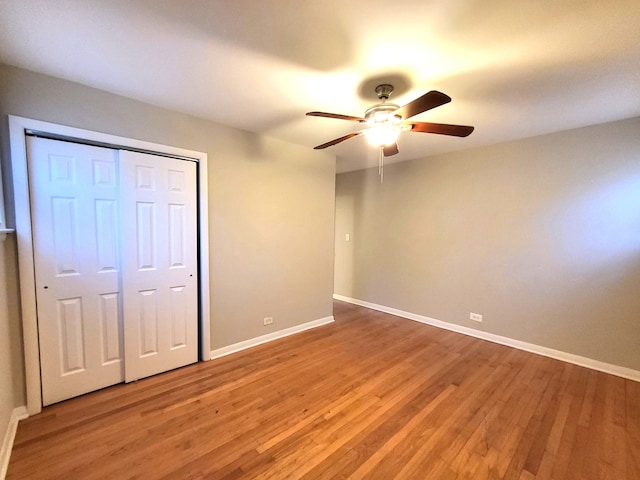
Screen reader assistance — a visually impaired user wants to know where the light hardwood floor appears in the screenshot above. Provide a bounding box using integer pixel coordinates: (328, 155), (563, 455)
(7, 301), (640, 479)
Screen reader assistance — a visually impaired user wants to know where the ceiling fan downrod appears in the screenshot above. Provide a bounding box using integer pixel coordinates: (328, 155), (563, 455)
(375, 84), (394, 102)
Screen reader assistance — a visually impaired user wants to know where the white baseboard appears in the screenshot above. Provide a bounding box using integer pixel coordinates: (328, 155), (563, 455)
(0, 406), (28, 480)
(334, 294), (640, 383)
(211, 315), (335, 360)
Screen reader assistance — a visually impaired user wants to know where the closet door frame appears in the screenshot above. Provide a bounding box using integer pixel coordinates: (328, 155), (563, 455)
(9, 115), (211, 415)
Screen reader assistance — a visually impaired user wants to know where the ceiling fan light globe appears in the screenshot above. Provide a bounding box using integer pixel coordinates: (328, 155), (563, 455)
(373, 111), (388, 122)
(389, 114), (403, 125)
(364, 124), (400, 147)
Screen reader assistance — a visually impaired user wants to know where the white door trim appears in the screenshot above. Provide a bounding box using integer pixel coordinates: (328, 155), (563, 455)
(9, 115), (211, 415)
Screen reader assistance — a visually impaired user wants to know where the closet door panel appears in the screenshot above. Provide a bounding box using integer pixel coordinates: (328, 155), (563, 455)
(27, 137), (124, 406)
(120, 150), (198, 382)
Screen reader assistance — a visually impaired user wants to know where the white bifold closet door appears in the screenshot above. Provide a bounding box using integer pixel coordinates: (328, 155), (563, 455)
(27, 137), (198, 406)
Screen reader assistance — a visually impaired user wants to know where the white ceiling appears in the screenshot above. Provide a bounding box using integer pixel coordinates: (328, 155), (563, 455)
(1, 0), (639, 173)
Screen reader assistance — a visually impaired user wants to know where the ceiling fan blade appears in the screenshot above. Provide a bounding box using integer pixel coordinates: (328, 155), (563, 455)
(394, 91), (451, 120)
(383, 143), (399, 156)
(313, 131), (363, 149)
(306, 111), (366, 123)
(408, 122), (474, 137)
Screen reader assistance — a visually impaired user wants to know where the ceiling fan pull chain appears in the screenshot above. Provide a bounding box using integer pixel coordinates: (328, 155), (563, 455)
(379, 146), (384, 183)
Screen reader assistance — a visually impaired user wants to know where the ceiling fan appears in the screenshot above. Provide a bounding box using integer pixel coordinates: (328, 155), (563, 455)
(306, 84), (474, 179)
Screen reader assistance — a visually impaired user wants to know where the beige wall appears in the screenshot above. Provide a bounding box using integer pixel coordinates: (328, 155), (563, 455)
(335, 117), (640, 371)
(0, 64), (336, 421)
(0, 234), (23, 448)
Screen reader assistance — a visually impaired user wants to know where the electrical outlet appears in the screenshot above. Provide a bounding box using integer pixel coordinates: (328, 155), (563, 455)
(263, 317), (274, 326)
(470, 312), (483, 323)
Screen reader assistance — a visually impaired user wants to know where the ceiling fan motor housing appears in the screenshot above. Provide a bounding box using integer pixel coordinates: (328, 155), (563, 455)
(364, 103), (402, 125)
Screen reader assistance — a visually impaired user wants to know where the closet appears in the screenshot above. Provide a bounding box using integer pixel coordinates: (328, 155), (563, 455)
(27, 136), (199, 406)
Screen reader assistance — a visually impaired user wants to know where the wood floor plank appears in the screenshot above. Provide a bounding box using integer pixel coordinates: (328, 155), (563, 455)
(7, 300), (640, 479)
